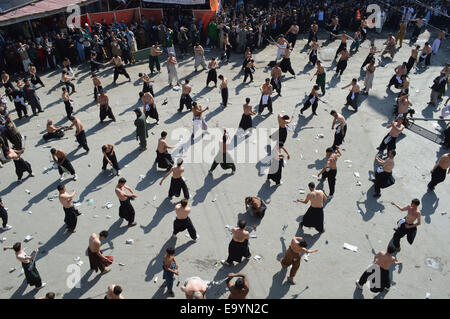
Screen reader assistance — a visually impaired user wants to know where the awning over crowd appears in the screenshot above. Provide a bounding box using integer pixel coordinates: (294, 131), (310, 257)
(0, 0), (98, 26)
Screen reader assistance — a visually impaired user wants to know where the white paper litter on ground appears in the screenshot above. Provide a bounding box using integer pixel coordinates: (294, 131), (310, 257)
(356, 181), (362, 186)
(154, 277), (158, 283)
(344, 160), (352, 163)
(212, 197), (217, 202)
(76, 261), (83, 266)
(253, 255), (262, 260)
(24, 235), (33, 242)
(28, 211), (32, 215)
(425, 292), (431, 299)
(74, 203), (81, 208)
(304, 253), (310, 262)
(153, 195), (157, 201)
(343, 243), (358, 252)
(106, 215), (111, 219)
(348, 165), (352, 168)
(9, 267), (16, 273)
(250, 234), (257, 238)
(105, 202), (113, 209)
(126, 239), (134, 245)
(25, 189), (31, 194)
(173, 86), (180, 91)
(353, 172), (360, 178)
(138, 175), (145, 180)
(119, 263), (125, 266)
(0, 237), (6, 242)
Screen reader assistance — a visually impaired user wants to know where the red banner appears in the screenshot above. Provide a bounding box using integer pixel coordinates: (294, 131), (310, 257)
(193, 9), (216, 36)
(140, 8), (163, 24)
(88, 11), (115, 25)
(114, 8), (139, 25)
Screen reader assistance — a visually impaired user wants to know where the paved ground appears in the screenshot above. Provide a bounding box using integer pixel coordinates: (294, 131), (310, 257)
(0, 29), (449, 299)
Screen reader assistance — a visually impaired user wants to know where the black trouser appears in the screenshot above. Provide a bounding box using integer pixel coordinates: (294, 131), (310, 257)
(346, 92), (359, 110)
(64, 100), (73, 118)
(335, 43), (346, 59)
(378, 134), (397, 152)
(221, 88), (228, 106)
(308, 31), (317, 44)
(65, 81), (75, 94)
(210, 153), (236, 172)
(100, 105), (116, 122)
(29, 101), (43, 115)
(102, 152), (119, 171)
(392, 222), (417, 249)
(14, 102), (28, 118)
(358, 266), (390, 291)
(388, 75), (400, 88)
(361, 53), (374, 69)
(31, 74), (44, 86)
(336, 60), (348, 76)
(0, 207), (8, 228)
(287, 33), (297, 48)
(113, 65), (130, 82)
(149, 56), (160, 73)
(243, 67), (253, 82)
(179, 94), (192, 111)
(301, 100), (318, 115)
(76, 130), (89, 152)
(332, 125), (347, 149)
(258, 95), (273, 114)
(374, 171), (391, 194)
(428, 166), (446, 190)
(173, 217), (197, 240)
(58, 160), (76, 175)
(90, 60), (100, 72)
(94, 85), (103, 101)
(322, 169), (337, 196)
(271, 78), (281, 95)
(14, 158), (32, 180)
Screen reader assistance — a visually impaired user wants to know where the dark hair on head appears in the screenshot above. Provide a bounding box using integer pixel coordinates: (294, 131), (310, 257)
(235, 278), (244, 289)
(326, 147), (333, 153)
(139, 91), (144, 97)
(299, 239), (308, 248)
(45, 292), (55, 299)
(352, 78), (357, 82)
(283, 115), (289, 120)
(316, 60), (321, 64)
(389, 150), (396, 157)
(265, 78), (270, 82)
(57, 184), (65, 191)
(134, 108), (142, 116)
(411, 198), (420, 206)
(330, 110), (337, 115)
(161, 131), (167, 137)
(185, 79), (190, 84)
(192, 102), (197, 107)
(138, 72), (143, 77)
(313, 84), (319, 90)
(62, 70), (67, 74)
(218, 74), (223, 79)
(308, 182), (315, 189)
(113, 285), (122, 295)
(68, 115), (75, 121)
(425, 42), (429, 46)
(238, 220), (246, 229)
(101, 145), (107, 152)
(180, 198), (188, 207)
(166, 246), (175, 255)
(50, 148), (56, 154)
(416, 45), (420, 49)
(13, 242), (21, 252)
(387, 245), (396, 254)
(118, 177), (126, 184)
(99, 230), (109, 238)
(62, 87), (67, 91)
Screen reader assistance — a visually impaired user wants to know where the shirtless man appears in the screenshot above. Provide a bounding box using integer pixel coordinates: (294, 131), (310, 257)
(44, 119), (69, 141)
(106, 55), (131, 84)
(280, 235), (319, 284)
(342, 78), (360, 112)
(102, 144), (120, 175)
(275, 36), (288, 61)
(271, 63), (282, 96)
(221, 220), (250, 266)
(238, 97), (256, 133)
(193, 43), (208, 72)
(314, 60), (326, 95)
(243, 59), (255, 83)
(115, 178), (137, 227)
(390, 199), (421, 251)
(88, 231), (111, 275)
(68, 116), (89, 153)
(226, 273), (249, 299)
(258, 78), (273, 115)
(92, 74), (103, 101)
(105, 285), (124, 299)
(300, 85), (324, 116)
(417, 42), (432, 67)
(387, 62), (408, 89)
(406, 46), (420, 74)
(308, 41), (319, 66)
(57, 184), (81, 233)
(335, 48), (350, 77)
(356, 246), (402, 292)
(62, 70), (76, 95)
(280, 45), (296, 78)
(330, 110), (346, 150)
(180, 277), (208, 299)
(98, 90), (116, 123)
(179, 79), (192, 112)
(173, 199), (198, 241)
(381, 33), (396, 59)
(160, 158), (190, 200)
(218, 75), (228, 107)
(206, 58), (218, 87)
(307, 22), (319, 45)
(140, 91), (158, 124)
(377, 118), (405, 153)
(333, 32), (354, 60)
(51, 148), (77, 180)
(410, 17), (426, 44)
(28, 63), (44, 87)
(191, 102), (209, 138)
(318, 147), (341, 197)
(395, 20), (407, 48)
(61, 87), (73, 118)
(167, 52), (179, 87)
(139, 72), (154, 96)
(361, 42), (380, 70)
(156, 131), (174, 171)
(149, 42), (163, 74)
(270, 113), (293, 145)
(396, 93), (413, 118)
(428, 153), (450, 191)
(286, 23), (299, 48)
(245, 196), (267, 218)
(373, 150), (396, 197)
(363, 59), (376, 94)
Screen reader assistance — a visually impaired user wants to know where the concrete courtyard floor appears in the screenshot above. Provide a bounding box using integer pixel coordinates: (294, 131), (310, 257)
(0, 30), (449, 299)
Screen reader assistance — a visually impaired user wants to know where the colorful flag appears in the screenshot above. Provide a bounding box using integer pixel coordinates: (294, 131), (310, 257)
(210, 0), (219, 12)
